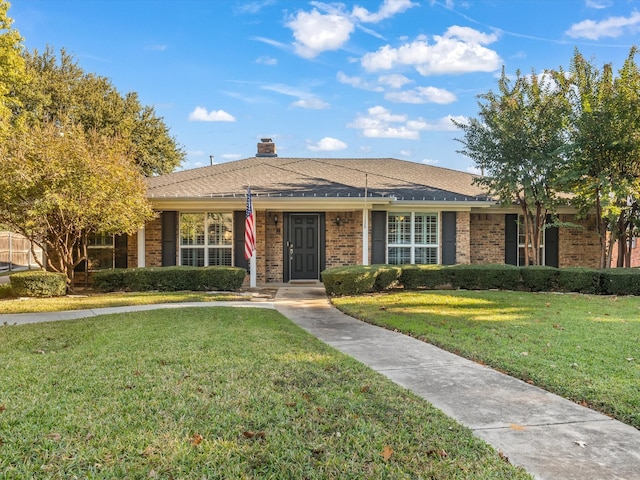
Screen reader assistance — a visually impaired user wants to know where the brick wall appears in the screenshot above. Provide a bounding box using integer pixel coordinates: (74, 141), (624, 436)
(264, 211), (284, 282)
(145, 217), (163, 267)
(455, 211), (471, 264)
(127, 231), (137, 267)
(558, 214), (600, 268)
(470, 213), (505, 264)
(326, 210), (361, 268)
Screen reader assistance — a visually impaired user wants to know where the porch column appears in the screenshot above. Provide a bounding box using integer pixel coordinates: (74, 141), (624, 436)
(362, 208), (369, 265)
(137, 226), (145, 268)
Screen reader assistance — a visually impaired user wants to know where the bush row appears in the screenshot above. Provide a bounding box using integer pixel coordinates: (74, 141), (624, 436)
(9, 270), (67, 297)
(321, 264), (640, 296)
(93, 266), (246, 292)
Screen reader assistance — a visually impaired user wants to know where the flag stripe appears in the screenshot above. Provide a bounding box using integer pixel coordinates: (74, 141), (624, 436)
(244, 187), (255, 260)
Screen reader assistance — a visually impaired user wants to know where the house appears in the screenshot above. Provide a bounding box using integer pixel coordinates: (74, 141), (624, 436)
(115, 139), (604, 284)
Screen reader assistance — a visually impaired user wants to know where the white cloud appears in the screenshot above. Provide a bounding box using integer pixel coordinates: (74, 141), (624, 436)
(222, 153), (242, 160)
(235, 0), (275, 14)
(188, 107), (236, 122)
(337, 71), (384, 91)
(378, 73), (412, 88)
(348, 105), (418, 139)
(292, 98), (330, 109)
(352, 0), (417, 23)
(361, 25), (502, 76)
(287, 9), (355, 58)
(585, 0), (612, 9)
(400, 149), (411, 156)
(422, 158), (439, 165)
(256, 55), (277, 65)
(385, 86), (457, 104)
(307, 137), (348, 151)
(406, 114), (466, 131)
(262, 83), (329, 109)
(566, 11), (640, 39)
(466, 165), (482, 175)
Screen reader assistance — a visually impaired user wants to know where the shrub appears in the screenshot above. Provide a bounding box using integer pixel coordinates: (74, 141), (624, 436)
(521, 266), (559, 292)
(322, 266), (379, 296)
(0, 282), (14, 299)
(600, 269), (640, 296)
(92, 266), (247, 292)
(199, 266), (246, 291)
(10, 270), (67, 297)
(400, 265), (450, 290)
(556, 268), (601, 294)
(373, 265), (402, 291)
(449, 264), (521, 290)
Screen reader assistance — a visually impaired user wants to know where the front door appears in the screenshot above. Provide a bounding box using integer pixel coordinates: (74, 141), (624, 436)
(288, 214), (320, 280)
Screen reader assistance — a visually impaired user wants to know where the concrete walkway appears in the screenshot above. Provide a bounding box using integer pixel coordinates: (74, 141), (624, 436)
(2, 285), (639, 479)
(274, 286), (640, 480)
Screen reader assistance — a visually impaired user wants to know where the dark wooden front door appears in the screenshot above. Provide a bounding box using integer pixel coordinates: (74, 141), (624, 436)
(289, 214), (319, 280)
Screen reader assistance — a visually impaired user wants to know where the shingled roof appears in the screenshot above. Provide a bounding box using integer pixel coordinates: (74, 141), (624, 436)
(147, 157), (491, 202)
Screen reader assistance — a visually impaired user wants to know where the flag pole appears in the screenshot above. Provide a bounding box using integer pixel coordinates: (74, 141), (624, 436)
(245, 185), (257, 288)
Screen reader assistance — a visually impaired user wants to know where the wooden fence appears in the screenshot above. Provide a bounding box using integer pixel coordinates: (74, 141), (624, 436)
(0, 231), (43, 272)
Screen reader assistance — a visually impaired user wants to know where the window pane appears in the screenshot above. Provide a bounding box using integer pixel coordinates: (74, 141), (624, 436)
(388, 213), (411, 244)
(389, 247), (411, 265)
(208, 248), (232, 266)
(207, 213), (233, 246)
(88, 233), (114, 247)
(181, 248), (204, 267)
(87, 248), (113, 270)
(180, 213), (205, 246)
(415, 214), (437, 245)
(415, 247), (438, 265)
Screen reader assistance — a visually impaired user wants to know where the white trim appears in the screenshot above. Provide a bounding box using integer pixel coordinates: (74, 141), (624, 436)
(362, 208), (369, 265)
(137, 227), (145, 268)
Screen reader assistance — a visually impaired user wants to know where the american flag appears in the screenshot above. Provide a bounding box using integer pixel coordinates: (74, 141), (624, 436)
(244, 186), (255, 260)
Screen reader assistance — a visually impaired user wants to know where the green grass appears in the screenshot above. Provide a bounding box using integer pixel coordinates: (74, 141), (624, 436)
(0, 290), (246, 314)
(0, 307), (530, 479)
(332, 290), (640, 429)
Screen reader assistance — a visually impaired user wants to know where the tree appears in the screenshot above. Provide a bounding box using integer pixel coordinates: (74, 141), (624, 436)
(16, 47), (184, 176)
(455, 68), (571, 265)
(0, 121), (155, 286)
(0, 0), (26, 134)
(564, 48), (640, 268)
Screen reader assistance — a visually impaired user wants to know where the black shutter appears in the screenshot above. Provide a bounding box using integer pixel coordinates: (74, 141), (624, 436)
(234, 210), (248, 269)
(161, 211), (177, 266)
(442, 211), (456, 265)
(115, 234), (128, 268)
(371, 211), (387, 264)
(545, 215), (559, 267)
(505, 214), (518, 265)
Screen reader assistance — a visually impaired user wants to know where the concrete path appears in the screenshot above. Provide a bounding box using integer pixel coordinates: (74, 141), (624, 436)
(3, 285), (639, 479)
(274, 286), (640, 480)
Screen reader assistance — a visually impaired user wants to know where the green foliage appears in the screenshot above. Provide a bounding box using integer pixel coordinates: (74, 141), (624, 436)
(93, 266), (246, 292)
(600, 269), (640, 295)
(16, 48), (184, 175)
(449, 264), (522, 290)
(321, 265), (379, 296)
(372, 264), (402, 290)
(0, 282), (14, 299)
(400, 264), (450, 289)
(556, 267), (602, 294)
(520, 266), (559, 292)
(0, 0), (26, 132)
(9, 270), (67, 297)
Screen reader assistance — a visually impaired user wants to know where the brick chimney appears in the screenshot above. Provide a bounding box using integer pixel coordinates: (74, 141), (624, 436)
(256, 138), (277, 157)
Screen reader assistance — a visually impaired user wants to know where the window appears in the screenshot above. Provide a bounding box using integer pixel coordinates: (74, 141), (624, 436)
(518, 215), (544, 266)
(388, 212), (439, 265)
(86, 233), (115, 271)
(180, 213), (232, 266)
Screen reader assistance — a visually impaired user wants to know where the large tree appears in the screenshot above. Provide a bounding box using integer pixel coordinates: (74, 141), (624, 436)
(16, 47), (184, 176)
(564, 48), (640, 268)
(455, 68), (571, 265)
(0, 122), (155, 285)
(0, 0), (26, 134)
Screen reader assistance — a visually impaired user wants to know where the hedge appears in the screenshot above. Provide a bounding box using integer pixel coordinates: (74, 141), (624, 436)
(322, 264), (640, 296)
(10, 270), (67, 297)
(93, 266), (246, 292)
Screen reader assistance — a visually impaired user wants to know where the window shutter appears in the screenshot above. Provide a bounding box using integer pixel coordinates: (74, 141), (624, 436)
(115, 234), (128, 268)
(545, 215), (559, 268)
(161, 211), (177, 266)
(442, 211), (456, 265)
(504, 214), (518, 265)
(371, 211), (387, 264)
(234, 210), (248, 269)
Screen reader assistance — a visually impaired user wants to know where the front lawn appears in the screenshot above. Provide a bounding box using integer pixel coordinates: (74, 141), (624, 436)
(0, 290), (246, 314)
(332, 290), (640, 429)
(0, 307), (529, 479)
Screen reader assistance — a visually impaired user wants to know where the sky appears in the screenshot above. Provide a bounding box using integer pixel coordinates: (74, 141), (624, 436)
(9, 0), (640, 173)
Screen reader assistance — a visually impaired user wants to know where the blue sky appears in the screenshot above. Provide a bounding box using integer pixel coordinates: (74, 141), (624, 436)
(9, 0), (640, 173)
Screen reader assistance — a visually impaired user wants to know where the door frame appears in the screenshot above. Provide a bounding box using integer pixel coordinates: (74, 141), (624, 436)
(283, 212), (326, 282)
